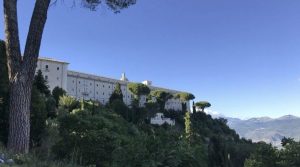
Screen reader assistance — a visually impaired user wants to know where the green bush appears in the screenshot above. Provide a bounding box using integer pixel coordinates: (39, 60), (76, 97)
(110, 99), (130, 120)
(46, 96), (57, 118)
(109, 83), (123, 104)
(58, 95), (80, 112)
(52, 87), (66, 107)
(52, 109), (135, 166)
(30, 86), (47, 147)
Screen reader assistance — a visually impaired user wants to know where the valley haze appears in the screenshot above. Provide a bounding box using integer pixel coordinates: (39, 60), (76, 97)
(207, 110), (300, 147)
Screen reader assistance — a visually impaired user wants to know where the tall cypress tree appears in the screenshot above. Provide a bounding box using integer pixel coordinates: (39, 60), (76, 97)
(109, 83), (124, 104)
(33, 70), (50, 96)
(184, 111), (192, 144)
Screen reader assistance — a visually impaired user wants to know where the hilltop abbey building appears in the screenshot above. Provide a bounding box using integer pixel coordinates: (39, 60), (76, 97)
(36, 57), (191, 111)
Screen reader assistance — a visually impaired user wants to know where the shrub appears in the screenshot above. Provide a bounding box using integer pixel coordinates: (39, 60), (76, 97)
(109, 83), (123, 104)
(52, 87), (66, 106)
(58, 95), (80, 112)
(110, 99), (130, 120)
(30, 86), (47, 147)
(46, 96), (57, 118)
(52, 109), (135, 166)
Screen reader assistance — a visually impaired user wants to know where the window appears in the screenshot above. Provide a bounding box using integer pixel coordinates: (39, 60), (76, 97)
(57, 67), (59, 70)
(45, 65), (48, 69)
(79, 81), (81, 84)
(57, 77), (59, 80)
(72, 80), (75, 83)
(45, 75), (48, 80)
(90, 83), (92, 86)
(109, 86), (110, 88)
(96, 84), (98, 87)
(103, 93), (104, 95)
(103, 85), (105, 88)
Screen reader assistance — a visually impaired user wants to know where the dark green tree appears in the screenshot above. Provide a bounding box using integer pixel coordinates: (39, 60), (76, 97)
(52, 86), (66, 106)
(195, 101), (211, 112)
(109, 83), (123, 104)
(0, 40), (9, 144)
(281, 137), (295, 147)
(244, 142), (278, 167)
(192, 101), (196, 113)
(30, 86), (47, 148)
(53, 109), (135, 166)
(33, 70), (50, 96)
(46, 96), (57, 118)
(279, 139), (300, 167)
(208, 136), (231, 167)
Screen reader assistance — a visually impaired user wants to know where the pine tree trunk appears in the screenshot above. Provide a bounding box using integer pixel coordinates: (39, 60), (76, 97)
(4, 0), (51, 153)
(7, 79), (32, 153)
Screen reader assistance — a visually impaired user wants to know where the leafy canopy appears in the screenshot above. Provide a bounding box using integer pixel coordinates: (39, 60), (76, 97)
(195, 101), (211, 111)
(175, 92), (195, 101)
(34, 70), (50, 96)
(80, 0), (137, 12)
(127, 83), (150, 97)
(52, 87), (66, 106)
(150, 90), (173, 101)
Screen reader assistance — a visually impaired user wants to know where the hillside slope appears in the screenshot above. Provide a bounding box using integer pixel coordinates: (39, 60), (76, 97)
(226, 115), (300, 147)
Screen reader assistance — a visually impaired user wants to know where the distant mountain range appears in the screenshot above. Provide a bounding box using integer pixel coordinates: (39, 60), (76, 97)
(208, 112), (300, 147)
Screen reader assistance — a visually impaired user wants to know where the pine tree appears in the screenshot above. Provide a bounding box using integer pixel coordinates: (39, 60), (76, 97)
(192, 101), (196, 113)
(33, 70), (50, 96)
(109, 83), (124, 104)
(52, 86), (66, 106)
(30, 86), (47, 147)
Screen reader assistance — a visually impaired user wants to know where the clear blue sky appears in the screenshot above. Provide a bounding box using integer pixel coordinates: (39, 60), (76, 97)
(1, 0), (300, 119)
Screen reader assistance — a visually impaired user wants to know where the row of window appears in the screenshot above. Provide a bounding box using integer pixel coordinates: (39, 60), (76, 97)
(71, 88), (133, 99)
(71, 80), (126, 91)
(44, 75), (60, 81)
(45, 65), (60, 71)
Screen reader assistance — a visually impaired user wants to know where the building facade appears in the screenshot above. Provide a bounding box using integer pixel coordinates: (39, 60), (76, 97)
(37, 57), (191, 111)
(150, 113), (175, 126)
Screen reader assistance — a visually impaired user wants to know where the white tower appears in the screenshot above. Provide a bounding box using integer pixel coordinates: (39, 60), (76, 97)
(120, 73), (129, 81)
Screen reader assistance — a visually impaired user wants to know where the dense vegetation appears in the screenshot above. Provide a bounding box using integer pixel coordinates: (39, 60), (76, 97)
(244, 138), (300, 167)
(1, 39), (300, 166)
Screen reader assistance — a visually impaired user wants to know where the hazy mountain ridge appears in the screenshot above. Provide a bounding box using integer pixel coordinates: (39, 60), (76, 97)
(217, 114), (300, 147)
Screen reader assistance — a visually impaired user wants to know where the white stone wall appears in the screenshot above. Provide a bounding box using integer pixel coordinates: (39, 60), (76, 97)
(150, 113), (175, 126)
(165, 98), (182, 111)
(36, 58), (191, 110)
(67, 71), (133, 105)
(36, 58), (68, 91)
